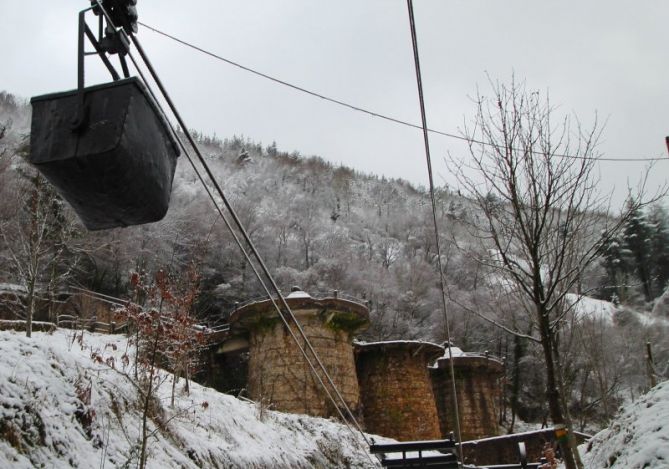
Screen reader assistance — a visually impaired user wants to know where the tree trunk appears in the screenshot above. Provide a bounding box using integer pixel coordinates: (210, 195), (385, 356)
(139, 332), (160, 469)
(508, 332), (523, 434)
(553, 339), (584, 469)
(537, 305), (577, 469)
(26, 293), (34, 338)
(171, 371), (178, 408)
(26, 275), (37, 338)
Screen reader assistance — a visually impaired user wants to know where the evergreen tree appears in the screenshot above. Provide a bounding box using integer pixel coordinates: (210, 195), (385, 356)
(647, 203), (669, 297)
(621, 202), (654, 302)
(599, 233), (628, 303)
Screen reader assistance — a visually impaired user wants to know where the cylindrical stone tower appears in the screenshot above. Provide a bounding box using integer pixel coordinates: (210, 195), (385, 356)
(355, 340), (443, 441)
(228, 288), (369, 419)
(431, 352), (504, 441)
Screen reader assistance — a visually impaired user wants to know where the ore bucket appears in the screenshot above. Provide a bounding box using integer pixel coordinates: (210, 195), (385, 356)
(29, 76), (180, 231)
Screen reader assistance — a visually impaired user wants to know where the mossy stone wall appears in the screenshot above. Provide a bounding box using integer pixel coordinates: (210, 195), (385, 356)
(247, 310), (361, 419)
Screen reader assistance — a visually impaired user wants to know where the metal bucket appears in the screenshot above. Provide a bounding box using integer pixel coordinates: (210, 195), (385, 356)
(30, 77), (180, 231)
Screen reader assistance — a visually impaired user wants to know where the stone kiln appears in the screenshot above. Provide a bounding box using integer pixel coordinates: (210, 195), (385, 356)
(227, 289), (369, 418)
(355, 340), (443, 441)
(431, 350), (504, 441)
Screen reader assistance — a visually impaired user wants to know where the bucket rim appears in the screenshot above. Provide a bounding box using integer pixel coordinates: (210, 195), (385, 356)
(30, 76), (180, 157)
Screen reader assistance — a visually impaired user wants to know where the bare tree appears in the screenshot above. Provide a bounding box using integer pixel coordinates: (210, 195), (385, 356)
(0, 140), (82, 337)
(449, 77), (654, 469)
(111, 266), (208, 468)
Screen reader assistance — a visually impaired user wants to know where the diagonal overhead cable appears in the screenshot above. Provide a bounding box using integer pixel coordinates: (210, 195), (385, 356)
(407, 0), (463, 464)
(89, 2), (375, 462)
(139, 21), (667, 164)
(128, 40), (373, 451)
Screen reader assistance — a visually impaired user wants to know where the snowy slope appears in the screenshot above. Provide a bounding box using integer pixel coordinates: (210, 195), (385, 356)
(566, 294), (618, 324)
(566, 293), (669, 327)
(581, 380), (669, 468)
(0, 330), (380, 468)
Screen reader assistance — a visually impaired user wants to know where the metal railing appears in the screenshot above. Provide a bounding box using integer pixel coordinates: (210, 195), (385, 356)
(55, 313), (231, 340)
(56, 314), (130, 334)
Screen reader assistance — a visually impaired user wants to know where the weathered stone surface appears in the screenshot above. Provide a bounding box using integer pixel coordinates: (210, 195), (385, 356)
(224, 291), (508, 445)
(356, 341), (443, 441)
(431, 355), (504, 441)
(241, 306), (365, 419)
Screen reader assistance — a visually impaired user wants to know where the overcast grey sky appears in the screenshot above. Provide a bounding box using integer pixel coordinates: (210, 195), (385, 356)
(1, 0), (667, 206)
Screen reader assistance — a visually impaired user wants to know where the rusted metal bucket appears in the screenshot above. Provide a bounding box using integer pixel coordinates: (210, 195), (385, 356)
(30, 76), (180, 230)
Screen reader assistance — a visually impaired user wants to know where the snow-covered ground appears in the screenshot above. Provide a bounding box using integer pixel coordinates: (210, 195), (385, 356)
(580, 380), (669, 468)
(0, 329), (381, 468)
(567, 293), (669, 327)
(566, 294), (618, 324)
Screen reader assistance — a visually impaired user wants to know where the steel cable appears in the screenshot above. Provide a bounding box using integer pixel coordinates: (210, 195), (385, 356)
(125, 48), (373, 456)
(407, 0), (464, 464)
(90, 1), (375, 459)
(138, 21), (667, 164)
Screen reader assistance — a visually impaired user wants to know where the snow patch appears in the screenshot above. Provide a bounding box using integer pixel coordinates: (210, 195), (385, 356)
(566, 294), (618, 324)
(581, 380), (669, 468)
(286, 290), (312, 299)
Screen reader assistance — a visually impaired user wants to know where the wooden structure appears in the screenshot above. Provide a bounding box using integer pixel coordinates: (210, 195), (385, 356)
(369, 438), (459, 468)
(370, 438), (543, 469)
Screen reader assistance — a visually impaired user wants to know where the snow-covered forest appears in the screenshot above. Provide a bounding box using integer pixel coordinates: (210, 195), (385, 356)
(1, 87), (668, 443)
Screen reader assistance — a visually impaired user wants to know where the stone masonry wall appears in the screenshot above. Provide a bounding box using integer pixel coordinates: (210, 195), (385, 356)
(247, 311), (360, 418)
(431, 356), (503, 441)
(356, 345), (442, 441)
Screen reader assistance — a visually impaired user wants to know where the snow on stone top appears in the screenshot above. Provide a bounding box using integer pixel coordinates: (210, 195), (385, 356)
(354, 339), (444, 349)
(581, 380), (669, 468)
(285, 290), (312, 299)
(439, 346), (465, 358)
(428, 347), (482, 369)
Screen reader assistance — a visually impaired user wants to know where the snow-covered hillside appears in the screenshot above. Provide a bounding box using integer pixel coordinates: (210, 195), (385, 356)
(567, 293), (669, 327)
(581, 380), (669, 468)
(566, 294), (618, 324)
(0, 330), (380, 468)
